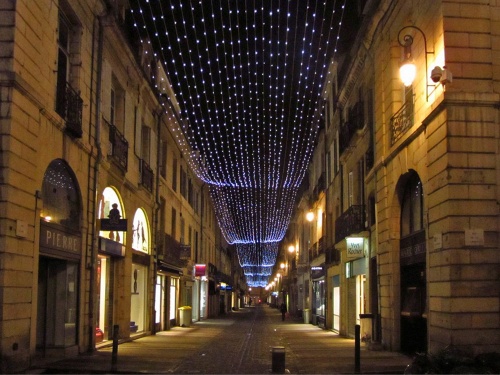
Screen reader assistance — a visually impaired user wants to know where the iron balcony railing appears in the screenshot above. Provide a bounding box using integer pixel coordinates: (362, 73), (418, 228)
(390, 101), (414, 145)
(140, 159), (154, 193)
(308, 236), (325, 261)
(339, 101), (364, 154)
(107, 121), (128, 171)
(335, 205), (366, 243)
(157, 233), (189, 268)
(325, 246), (341, 265)
(56, 82), (83, 138)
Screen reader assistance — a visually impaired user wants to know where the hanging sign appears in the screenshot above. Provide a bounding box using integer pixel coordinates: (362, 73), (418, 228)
(99, 218), (127, 232)
(194, 264), (207, 277)
(346, 237), (365, 259)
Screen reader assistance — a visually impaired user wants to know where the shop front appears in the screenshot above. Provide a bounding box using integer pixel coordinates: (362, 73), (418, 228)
(96, 187), (126, 344)
(130, 209), (151, 335)
(37, 159), (82, 358)
(331, 274), (341, 331)
(193, 264), (208, 320)
(311, 265), (325, 327)
(155, 263), (182, 331)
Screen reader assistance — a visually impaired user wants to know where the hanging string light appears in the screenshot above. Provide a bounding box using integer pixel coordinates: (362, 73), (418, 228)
(129, 0), (347, 286)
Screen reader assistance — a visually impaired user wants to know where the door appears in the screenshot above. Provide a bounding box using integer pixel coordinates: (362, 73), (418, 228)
(37, 257), (78, 353)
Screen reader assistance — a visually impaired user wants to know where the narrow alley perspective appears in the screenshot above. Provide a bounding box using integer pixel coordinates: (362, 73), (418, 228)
(30, 305), (411, 374)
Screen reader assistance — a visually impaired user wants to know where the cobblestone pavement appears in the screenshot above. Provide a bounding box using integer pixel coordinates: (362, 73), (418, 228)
(28, 305), (411, 374)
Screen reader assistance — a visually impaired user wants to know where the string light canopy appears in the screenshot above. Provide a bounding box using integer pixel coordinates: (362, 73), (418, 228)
(129, 0), (347, 287)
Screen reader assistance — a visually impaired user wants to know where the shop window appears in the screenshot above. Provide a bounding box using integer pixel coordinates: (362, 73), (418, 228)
(132, 208), (149, 253)
(98, 187), (125, 244)
(41, 159), (81, 231)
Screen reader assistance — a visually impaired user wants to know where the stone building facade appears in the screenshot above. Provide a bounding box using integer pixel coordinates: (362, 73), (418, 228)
(289, 0), (500, 356)
(0, 1), (235, 372)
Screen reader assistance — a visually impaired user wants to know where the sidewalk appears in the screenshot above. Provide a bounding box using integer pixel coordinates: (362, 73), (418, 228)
(27, 306), (412, 374)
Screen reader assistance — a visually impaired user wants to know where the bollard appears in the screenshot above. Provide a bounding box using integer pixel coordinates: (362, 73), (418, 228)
(354, 324), (360, 374)
(271, 346), (286, 373)
(111, 324), (119, 372)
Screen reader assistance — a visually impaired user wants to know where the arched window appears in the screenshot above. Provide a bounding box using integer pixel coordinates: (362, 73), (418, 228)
(41, 159), (81, 231)
(400, 172), (423, 238)
(132, 208), (150, 253)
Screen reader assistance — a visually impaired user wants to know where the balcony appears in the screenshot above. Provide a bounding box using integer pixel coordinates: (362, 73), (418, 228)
(312, 172), (326, 199)
(390, 101), (414, 146)
(325, 246), (341, 265)
(157, 233), (189, 268)
(339, 101), (364, 154)
(308, 236), (325, 261)
(140, 159), (154, 193)
(335, 205), (366, 243)
(56, 82), (83, 138)
(107, 121), (129, 171)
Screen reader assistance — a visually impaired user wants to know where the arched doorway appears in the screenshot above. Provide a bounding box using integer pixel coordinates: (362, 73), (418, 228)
(399, 171), (427, 354)
(37, 159), (82, 356)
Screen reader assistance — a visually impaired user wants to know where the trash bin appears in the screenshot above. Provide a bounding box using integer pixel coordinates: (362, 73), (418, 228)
(303, 308), (311, 324)
(178, 306), (192, 327)
(271, 346), (286, 373)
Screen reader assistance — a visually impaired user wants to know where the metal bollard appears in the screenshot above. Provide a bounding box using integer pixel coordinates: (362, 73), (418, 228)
(271, 346), (286, 373)
(111, 324), (119, 372)
(354, 324), (360, 373)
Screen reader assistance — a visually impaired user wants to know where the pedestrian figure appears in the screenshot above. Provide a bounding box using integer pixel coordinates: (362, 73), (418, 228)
(280, 302), (287, 321)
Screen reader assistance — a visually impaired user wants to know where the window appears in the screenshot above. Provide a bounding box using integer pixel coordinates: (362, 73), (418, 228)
(401, 172), (423, 237)
(141, 126), (151, 165)
(172, 158), (178, 191)
(111, 75), (125, 132)
(55, 3), (82, 137)
(334, 131), (339, 174)
(160, 140), (167, 178)
(368, 196), (376, 227)
(180, 217), (185, 244)
(56, 12), (71, 117)
(188, 178), (193, 206)
(348, 171), (354, 207)
(171, 208), (177, 239)
(180, 167), (187, 198)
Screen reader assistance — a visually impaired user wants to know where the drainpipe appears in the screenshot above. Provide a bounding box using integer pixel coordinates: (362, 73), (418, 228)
(88, 12), (105, 352)
(152, 101), (166, 334)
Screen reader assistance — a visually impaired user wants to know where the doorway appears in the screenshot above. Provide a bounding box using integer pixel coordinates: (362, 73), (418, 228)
(36, 256), (78, 354)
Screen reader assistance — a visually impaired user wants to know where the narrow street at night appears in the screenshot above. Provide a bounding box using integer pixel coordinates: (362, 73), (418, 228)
(30, 305), (410, 374)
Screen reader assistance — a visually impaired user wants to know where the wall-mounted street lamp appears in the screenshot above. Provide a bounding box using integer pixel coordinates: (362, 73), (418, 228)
(398, 25), (452, 101)
(288, 245), (295, 254)
(306, 210), (315, 222)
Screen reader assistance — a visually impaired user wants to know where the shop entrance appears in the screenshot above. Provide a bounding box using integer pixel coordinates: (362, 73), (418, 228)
(36, 256), (78, 355)
(399, 172), (427, 354)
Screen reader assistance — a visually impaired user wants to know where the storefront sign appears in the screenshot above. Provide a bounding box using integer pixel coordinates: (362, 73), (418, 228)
(99, 237), (125, 257)
(311, 265), (325, 279)
(40, 222), (80, 254)
(99, 218), (127, 232)
(346, 237), (365, 259)
(194, 264), (207, 277)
